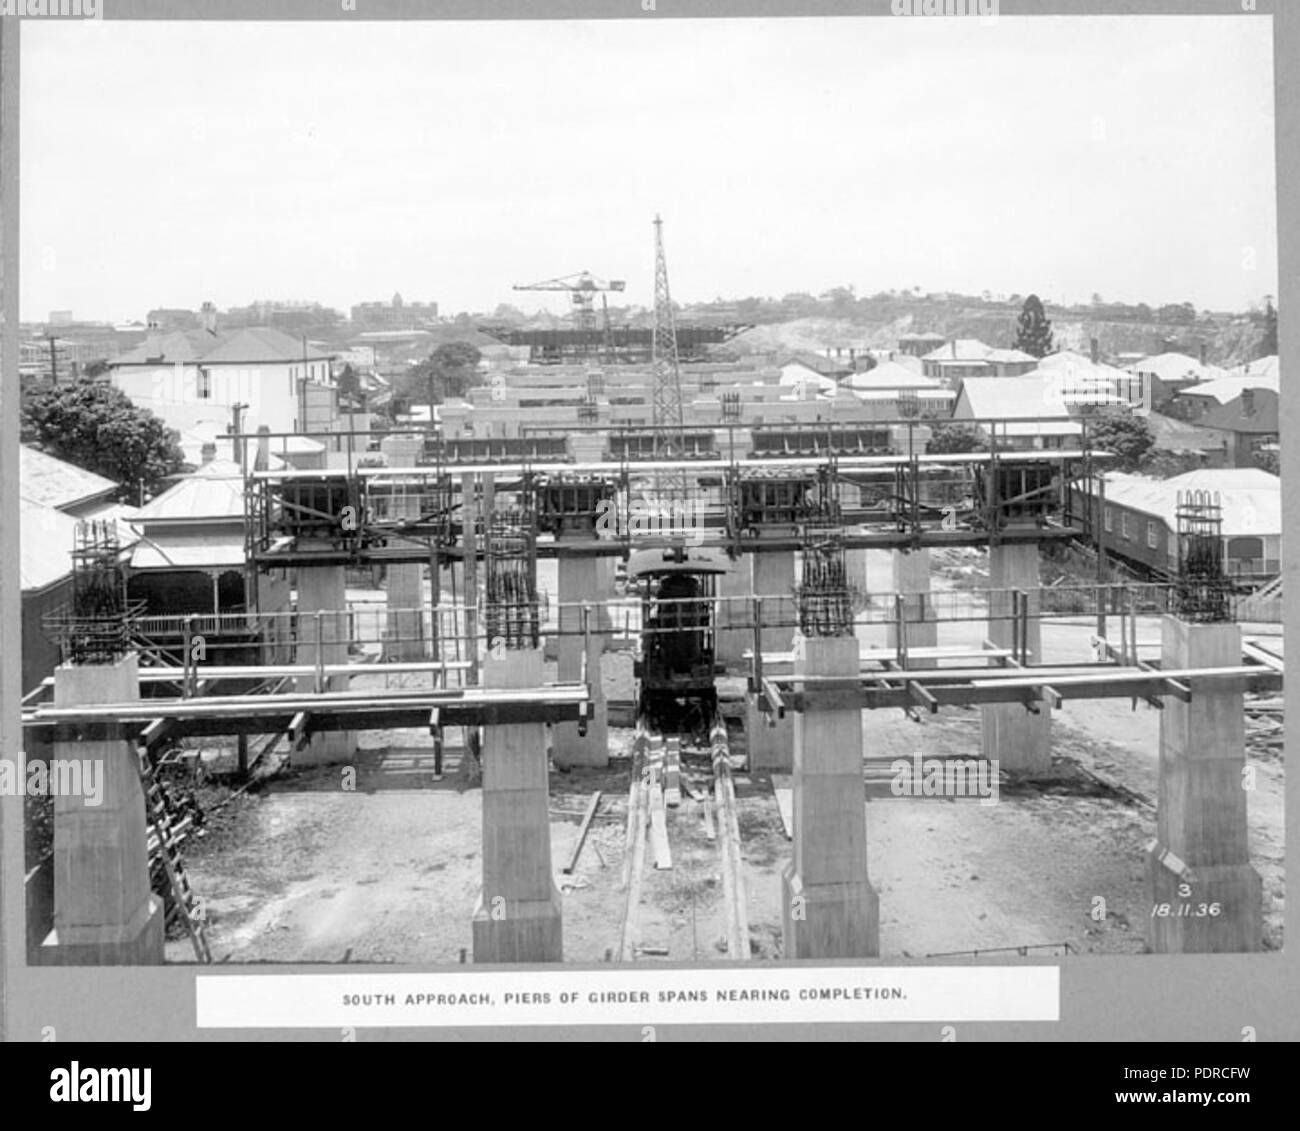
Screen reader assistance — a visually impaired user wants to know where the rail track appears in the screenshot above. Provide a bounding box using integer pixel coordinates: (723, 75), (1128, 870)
(618, 712), (750, 962)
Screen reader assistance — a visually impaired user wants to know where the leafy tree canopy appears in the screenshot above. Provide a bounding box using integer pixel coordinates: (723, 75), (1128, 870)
(1259, 298), (1278, 358)
(336, 363), (362, 404)
(1252, 449), (1279, 477)
(21, 377), (186, 496)
(926, 423), (985, 454)
(1087, 411), (1154, 472)
(401, 341), (484, 406)
(1012, 293), (1054, 358)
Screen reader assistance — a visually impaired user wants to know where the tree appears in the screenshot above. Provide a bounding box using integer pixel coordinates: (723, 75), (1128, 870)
(926, 423), (985, 454)
(1012, 294), (1054, 358)
(1086, 412), (1154, 472)
(404, 341), (483, 406)
(1252, 449), (1279, 476)
(21, 377), (186, 496)
(336, 363), (362, 406)
(1259, 297), (1278, 358)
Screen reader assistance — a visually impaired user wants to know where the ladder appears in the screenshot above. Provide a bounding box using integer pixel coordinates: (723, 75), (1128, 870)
(137, 747), (212, 963)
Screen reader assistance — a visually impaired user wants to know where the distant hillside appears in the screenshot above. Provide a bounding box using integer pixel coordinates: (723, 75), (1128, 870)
(727, 309), (1267, 368)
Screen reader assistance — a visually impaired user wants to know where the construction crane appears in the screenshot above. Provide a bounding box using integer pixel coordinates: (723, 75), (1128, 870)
(512, 270), (626, 335)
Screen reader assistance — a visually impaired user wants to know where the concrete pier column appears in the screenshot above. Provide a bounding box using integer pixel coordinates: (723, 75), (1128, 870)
(845, 548), (869, 597)
(980, 542), (1051, 773)
(887, 548), (937, 667)
(43, 655), (164, 965)
(553, 557), (608, 767)
(1146, 617), (1261, 952)
(594, 556), (617, 634)
(753, 550), (796, 657)
(745, 652), (794, 773)
(384, 562), (426, 662)
(472, 648), (563, 962)
(381, 434), (427, 661)
(782, 636), (879, 958)
(715, 554), (753, 670)
(294, 564), (354, 765)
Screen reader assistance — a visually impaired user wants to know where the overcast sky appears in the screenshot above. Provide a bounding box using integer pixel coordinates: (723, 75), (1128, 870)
(19, 15), (1277, 323)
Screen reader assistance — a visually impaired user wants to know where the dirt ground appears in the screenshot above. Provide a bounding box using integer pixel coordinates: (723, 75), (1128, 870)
(166, 555), (1286, 964)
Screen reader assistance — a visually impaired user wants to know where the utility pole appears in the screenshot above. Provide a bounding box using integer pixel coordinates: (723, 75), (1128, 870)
(47, 333), (59, 384)
(299, 335), (308, 434)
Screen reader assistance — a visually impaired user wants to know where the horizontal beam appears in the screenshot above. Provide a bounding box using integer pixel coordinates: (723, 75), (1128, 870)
(253, 525), (1087, 565)
(23, 684), (590, 736)
(136, 660), (472, 682)
(250, 449), (1103, 482)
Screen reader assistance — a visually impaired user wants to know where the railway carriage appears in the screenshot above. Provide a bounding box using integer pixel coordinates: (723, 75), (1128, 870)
(627, 546), (733, 732)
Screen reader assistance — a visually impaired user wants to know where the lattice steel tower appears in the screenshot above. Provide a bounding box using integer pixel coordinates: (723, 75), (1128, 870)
(651, 215), (686, 494)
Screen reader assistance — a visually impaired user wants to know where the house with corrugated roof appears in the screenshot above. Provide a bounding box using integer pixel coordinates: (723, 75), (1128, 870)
(951, 376), (1083, 450)
(1125, 351), (1229, 409)
(18, 447), (141, 695)
(119, 455), (290, 668)
(1071, 468), (1280, 583)
(1030, 351), (1145, 409)
(1225, 354), (1279, 382)
(1191, 387), (1280, 468)
(106, 307), (338, 438)
(19, 445), (122, 517)
(842, 361), (955, 417)
(921, 339), (1038, 383)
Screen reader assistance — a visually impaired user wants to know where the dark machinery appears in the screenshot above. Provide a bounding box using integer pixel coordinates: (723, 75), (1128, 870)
(628, 545), (732, 733)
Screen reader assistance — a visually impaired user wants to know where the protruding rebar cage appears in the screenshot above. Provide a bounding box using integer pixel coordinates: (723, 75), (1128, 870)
(484, 505), (540, 650)
(1173, 489), (1232, 623)
(795, 524), (855, 638)
(45, 519), (145, 665)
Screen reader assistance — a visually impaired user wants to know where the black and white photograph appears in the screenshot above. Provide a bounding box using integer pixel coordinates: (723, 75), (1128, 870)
(1, 2), (1288, 1032)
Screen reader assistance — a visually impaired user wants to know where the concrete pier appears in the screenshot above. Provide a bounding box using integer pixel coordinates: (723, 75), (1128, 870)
(715, 554), (753, 670)
(753, 550), (796, 656)
(844, 548), (869, 598)
(42, 656), (164, 965)
(745, 651), (794, 773)
(1146, 617), (1262, 953)
(886, 548), (937, 667)
(781, 636), (879, 959)
(594, 557), (617, 635)
(294, 564), (354, 765)
(472, 648), (563, 962)
(553, 558), (608, 767)
(384, 562), (426, 661)
(381, 434), (427, 661)
(980, 542), (1051, 773)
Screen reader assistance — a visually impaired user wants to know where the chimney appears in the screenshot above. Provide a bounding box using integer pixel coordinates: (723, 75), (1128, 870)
(1090, 338), (1099, 365)
(1199, 342), (1207, 366)
(254, 424), (271, 472)
(951, 340), (957, 358)
(1242, 389), (1255, 417)
(230, 403), (247, 470)
(200, 301), (217, 334)
(200, 440), (217, 465)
